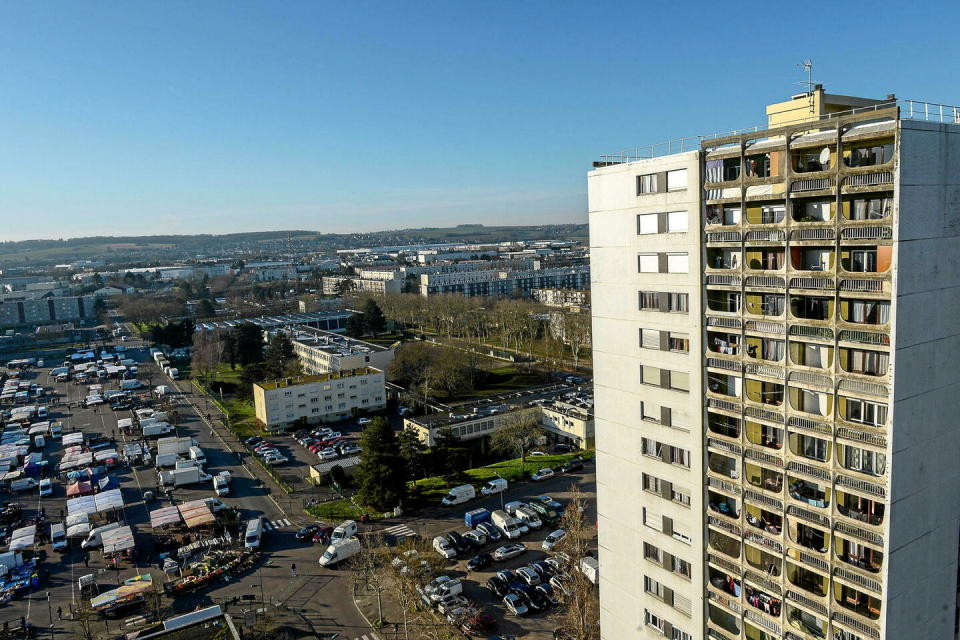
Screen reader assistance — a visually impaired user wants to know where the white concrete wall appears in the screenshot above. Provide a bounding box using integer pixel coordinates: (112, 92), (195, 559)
(884, 119), (960, 640)
(589, 152), (704, 640)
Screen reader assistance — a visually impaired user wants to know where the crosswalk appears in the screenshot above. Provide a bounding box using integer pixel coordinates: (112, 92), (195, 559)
(382, 523), (416, 539)
(353, 634), (382, 640)
(263, 518), (291, 531)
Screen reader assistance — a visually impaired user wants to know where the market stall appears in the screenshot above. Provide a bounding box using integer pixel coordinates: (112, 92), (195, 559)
(177, 500), (216, 529)
(90, 573), (153, 615)
(101, 525), (135, 556)
(0, 557), (39, 604)
(7, 526), (35, 552)
(67, 481), (93, 497)
(163, 548), (255, 595)
(149, 506), (182, 530)
(62, 432), (85, 447)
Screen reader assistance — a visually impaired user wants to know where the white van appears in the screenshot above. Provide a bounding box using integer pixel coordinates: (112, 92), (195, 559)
(50, 522), (67, 551)
(188, 446), (206, 465)
(491, 509), (525, 540)
(10, 478), (38, 493)
(245, 517), (263, 549)
(330, 520), (358, 542)
(441, 484), (475, 506)
(81, 522), (122, 549)
(433, 535), (457, 559)
(319, 537), (361, 567)
(480, 478), (507, 496)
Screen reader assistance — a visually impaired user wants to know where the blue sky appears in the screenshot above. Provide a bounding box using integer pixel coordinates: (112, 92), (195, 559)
(1, 1), (957, 240)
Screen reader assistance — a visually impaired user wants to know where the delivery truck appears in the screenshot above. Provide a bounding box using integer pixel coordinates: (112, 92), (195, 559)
(319, 537), (361, 567)
(159, 467), (211, 488)
(213, 472), (230, 496)
(142, 423), (175, 438)
(156, 436), (197, 457)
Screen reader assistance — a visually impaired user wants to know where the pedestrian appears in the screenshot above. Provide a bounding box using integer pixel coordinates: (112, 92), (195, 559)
(83, 553), (89, 568)
(291, 563), (297, 578)
(57, 607), (62, 621)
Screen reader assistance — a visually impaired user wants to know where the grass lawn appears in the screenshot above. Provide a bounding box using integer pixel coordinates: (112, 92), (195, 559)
(305, 498), (387, 522)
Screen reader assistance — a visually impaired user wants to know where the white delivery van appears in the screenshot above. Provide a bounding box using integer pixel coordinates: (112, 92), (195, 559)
(319, 537), (361, 567)
(579, 556), (599, 584)
(441, 484), (475, 506)
(491, 509), (525, 540)
(330, 520), (358, 542)
(50, 522), (67, 551)
(480, 477), (508, 495)
(515, 506), (543, 530)
(245, 517), (264, 549)
(81, 522), (122, 549)
(10, 478), (38, 493)
(188, 446), (206, 465)
(213, 472), (230, 496)
(433, 535), (457, 559)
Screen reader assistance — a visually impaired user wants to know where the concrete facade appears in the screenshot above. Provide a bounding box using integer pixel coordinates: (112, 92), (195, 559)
(0, 295), (98, 329)
(589, 97), (960, 640)
(290, 326), (395, 374)
(252, 368), (386, 430)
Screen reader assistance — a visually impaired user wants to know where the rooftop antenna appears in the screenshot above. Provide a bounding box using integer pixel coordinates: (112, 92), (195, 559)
(796, 60), (816, 114)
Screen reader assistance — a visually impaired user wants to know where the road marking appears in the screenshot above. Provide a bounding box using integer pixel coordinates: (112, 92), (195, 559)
(264, 518), (291, 531)
(382, 524), (416, 538)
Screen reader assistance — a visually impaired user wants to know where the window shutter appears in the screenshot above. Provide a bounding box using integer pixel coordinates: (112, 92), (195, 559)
(663, 586), (674, 607)
(661, 551), (673, 569)
(657, 212), (668, 234)
(657, 171), (668, 193)
(660, 406), (672, 426)
(657, 252), (669, 273)
(662, 516), (674, 536)
(659, 480), (673, 500)
(660, 369), (671, 388)
(659, 330), (671, 351)
(658, 295), (670, 313)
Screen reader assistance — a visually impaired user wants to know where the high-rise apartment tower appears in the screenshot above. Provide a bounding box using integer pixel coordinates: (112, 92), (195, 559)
(589, 89), (960, 640)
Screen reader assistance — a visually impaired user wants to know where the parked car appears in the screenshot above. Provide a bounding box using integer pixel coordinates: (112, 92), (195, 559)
(524, 586), (551, 611)
(476, 522), (502, 543)
(357, 418), (373, 426)
(446, 531), (470, 554)
(493, 543), (526, 561)
(503, 593), (530, 616)
(460, 612), (496, 636)
(263, 455), (288, 465)
(531, 468), (555, 481)
(486, 575), (510, 598)
(39, 478), (53, 497)
(318, 448), (339, 461)
(535, 495), (566, 514)
(549, 573), (572, 597)
(338, 444), (361, 456)
(560, 457), (584, 473)
(467, 553), (493, 571)
(536, 583), (561, 607)
(463, 530), (487, 547)
(516, 566), (541, 586)
(542, 529), (567, 552)
(433, 535), (457, 559)
(311, 527), (335, 544)
(295, 523), (324, 541)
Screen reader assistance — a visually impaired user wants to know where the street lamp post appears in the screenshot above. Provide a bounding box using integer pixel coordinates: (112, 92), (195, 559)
(46, 591), (53, 640)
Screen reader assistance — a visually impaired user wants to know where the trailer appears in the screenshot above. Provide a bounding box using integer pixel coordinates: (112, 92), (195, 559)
(159, 467), (211, 488)
(156, 437), (197, 457)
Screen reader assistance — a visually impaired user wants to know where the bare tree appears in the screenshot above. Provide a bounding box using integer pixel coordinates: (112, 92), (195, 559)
(350, 534), (390, 625)
(554, 484), (600, 640)
(489, 408), (544, 478)
(563, 312), (592, 370)
(191, 330), (223, 382)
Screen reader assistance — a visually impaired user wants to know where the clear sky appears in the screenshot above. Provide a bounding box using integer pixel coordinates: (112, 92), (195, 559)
(1, 1), (957, 240)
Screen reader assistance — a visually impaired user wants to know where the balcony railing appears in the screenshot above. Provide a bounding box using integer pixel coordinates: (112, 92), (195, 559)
(707, 274), (742, 286)
(709, 552), (743, 576)
(832, 611), (881, 639)
(787, 504), (831, 528)
(789, 324), (834, 340)
(745, 363), (786, 379)
(708, 231), (743, 242)
(792, 178), (835, 192)
(708, 316), (744, 329)
(745, 320), (786, 334)
(746, 275), (786, 288)
(745, 230), (786, 242)
(709, 438), (744, 455)
(836, 475), (886, 498)
(708, 589), (743, 614)
(789, 415), (833, 435)
(838, 329), (890, 346)
(744, 489), (783, 511)
(845, 172), (893, 188)
(745, 406), (785, 424)
(745, 447), (785, 467)
(709, 476), (743, 495)
(745, 609), (783, 635)
(709, 397), (742, 413)
(790, 276), (834, 289)
(838, 379), (888, 398)
(791, 228), (835, 241)
(841, 226), (893, 240)
(833, 566), (883, 595)
(709, 515), (743, 537)
(788, 461), (832, 482)
(788, 372), (833, 390)
(837, 428), (887, 448)
(794, 550), (830, 572)
(708, 357), (743, 372)
(834, 521), (884, 546)
(745, 569), (783, 596)
(745, 530), (784, 554)
(840, 278), (885, 293)
(786, 589), (828, 616)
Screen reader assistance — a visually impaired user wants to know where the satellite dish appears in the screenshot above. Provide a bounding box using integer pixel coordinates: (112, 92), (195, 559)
(819, 147), (831, 167)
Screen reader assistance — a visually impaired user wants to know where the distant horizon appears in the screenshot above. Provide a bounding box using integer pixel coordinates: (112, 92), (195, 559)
(0, 220), (588, 245)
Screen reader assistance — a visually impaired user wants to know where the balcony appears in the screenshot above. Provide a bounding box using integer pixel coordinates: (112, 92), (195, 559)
(786, 561), (828, 598)
(842, 195), (892, 221)
(791, 177), (835, 193)
(839, 299), (890, 326)
(789, 341), (833, 369)
(708, 248), (742, 270)
(708, 413), (741, 439)
(708, 603), (742, 636)
(835, 536), (884, 577)
(708, 331), (741, 357)
(745, 249), (786, 271)
(790, 295), (833, 321)
(709, 567), (742, 598)
(839, 347), (889, 377)
(834, 584), (881, 621)
(745, 585), (782, 618)
(789, 387), (833, 417)
(788, 520), (829, 554)
(744, 293), (784, 317)
(745, 504), (783, 536)
(745, 379), (784, 407)
(708, 290), (742, 313)
(745, 621), (782, 640)
(706, 204), (743, 226)
(709, 490), (741, 520)
(836, 491), (885, 526)
(788, 432), (832, 463)
(709, 528), (742, 560)
(842, 140), (894, 169)
(746, 463), (784, 495)
(786, 605), (828, 639)
(792, 147), (835, 173)
(792, 197), (835, 223)
(709, 451), (740, 479)
(745, 202), (786, 225)
(840, 246), (891, 274)
(838, 444), (887, 478)
(709, 372), (742, 398)
(790, 247), (835, 272)
(745, 420), (784, 451)
(744, 543), (782, 577)
(838, 396), (888, 429)
(789, 477), (831, 509)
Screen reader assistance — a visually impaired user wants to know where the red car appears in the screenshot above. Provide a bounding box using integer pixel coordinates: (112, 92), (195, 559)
(461, 612), (496, 635)
(311, 526), (334, 544)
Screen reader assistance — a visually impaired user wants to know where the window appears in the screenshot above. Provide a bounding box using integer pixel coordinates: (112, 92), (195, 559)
(638, 254), (659, 273)
(667, 444), (691, 468)
(640, 328), (660, 350)
(666, 253), (688, 273)
(667, 211), (688, 232)
(672, 487), (691, 507)
(641, 402), (661, 422)
(644, 609), (666, 633)
(641, 437), (663, 459)
(643, 542), (662, 563)
(644, 576), (667, 599)
(641, 365), (663, 386)
(666, 169), (688, 191)
(845, 398), (888, 427)
(842, 445), (887, 476)
(850, 196), (892, 220)
(637, 213), (659, 235)
(637, 173), (659, 194)
(642, 473), (662, 493)
(672, 556), (691, 578)
(670, 371), (690, 392)
(669, 332), (689, 353)
(639, 291), (688, 313)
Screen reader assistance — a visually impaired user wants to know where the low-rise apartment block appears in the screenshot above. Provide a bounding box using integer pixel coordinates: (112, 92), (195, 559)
(321, 275), (403, 296)
(252, 368), (386, 430)
(0, 295), (98, 329)
(533, 288), (592, 308)
(290, 326), (395, 374)
(418, 266), (590, 298)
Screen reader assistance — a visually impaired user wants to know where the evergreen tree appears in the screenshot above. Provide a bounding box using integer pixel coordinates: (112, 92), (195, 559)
(234, 323), (264, 366)
(397, 429), (427, 480)
(362, 298), (387, 335)
(355, 418), (408, 511)
(263, 332), (297, 379)
(346, 314), (366, 338)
